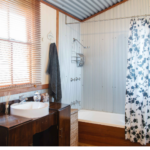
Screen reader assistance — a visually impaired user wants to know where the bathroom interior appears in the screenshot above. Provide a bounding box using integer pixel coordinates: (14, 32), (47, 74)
(0, 0), (150, 147)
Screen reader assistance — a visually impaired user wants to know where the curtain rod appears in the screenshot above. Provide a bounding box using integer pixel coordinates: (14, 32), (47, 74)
(65, 14), (150, 25)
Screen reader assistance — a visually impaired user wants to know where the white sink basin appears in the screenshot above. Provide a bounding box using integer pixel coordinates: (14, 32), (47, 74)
(10, 102), (49, 119)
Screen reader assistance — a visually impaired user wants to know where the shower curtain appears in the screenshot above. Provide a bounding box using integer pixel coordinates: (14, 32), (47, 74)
(125, 18), (150, 145)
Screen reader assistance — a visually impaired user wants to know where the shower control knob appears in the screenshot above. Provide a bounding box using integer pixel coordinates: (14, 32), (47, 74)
(70, 78), (73, 82)
(79, 101), (81, 106)
(76, 77), (78, 81)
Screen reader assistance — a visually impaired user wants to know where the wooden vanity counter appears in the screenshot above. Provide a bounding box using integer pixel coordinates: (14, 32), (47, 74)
(0, 110), (57, 146)
(0, 102), (71, 146)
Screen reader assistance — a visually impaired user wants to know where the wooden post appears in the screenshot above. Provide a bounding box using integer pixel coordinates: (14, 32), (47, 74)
(56, 10), (59, 52)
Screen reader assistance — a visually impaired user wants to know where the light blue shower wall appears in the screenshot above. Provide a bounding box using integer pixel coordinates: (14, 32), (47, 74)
(59, 13), (83, 109)
(81, 0), (150, 114)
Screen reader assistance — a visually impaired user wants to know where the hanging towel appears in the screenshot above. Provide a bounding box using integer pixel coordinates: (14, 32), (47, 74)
(47, 43), (62, 103)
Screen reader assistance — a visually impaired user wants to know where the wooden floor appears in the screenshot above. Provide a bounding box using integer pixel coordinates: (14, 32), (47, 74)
(78, 142), (115, 146)
(78, 143), (96, 146)
(79, 121), (150, 146)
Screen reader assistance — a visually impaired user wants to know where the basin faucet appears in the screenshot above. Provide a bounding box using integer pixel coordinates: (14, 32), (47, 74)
(19, 95), (28, 104)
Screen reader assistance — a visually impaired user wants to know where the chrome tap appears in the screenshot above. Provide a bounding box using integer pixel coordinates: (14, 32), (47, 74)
(19, 95), (28, 104)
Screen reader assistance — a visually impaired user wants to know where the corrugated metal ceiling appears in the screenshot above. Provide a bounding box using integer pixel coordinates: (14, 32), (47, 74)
(45, 0), (124, 21)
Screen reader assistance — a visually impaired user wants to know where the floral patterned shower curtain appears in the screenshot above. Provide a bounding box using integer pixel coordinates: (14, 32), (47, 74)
(125, 18), (150, 145)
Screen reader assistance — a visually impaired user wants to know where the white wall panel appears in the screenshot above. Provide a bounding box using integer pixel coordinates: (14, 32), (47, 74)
(41, 3), (56, 84)
(81, 0), (150, 114)
(59, 13), (82, 109)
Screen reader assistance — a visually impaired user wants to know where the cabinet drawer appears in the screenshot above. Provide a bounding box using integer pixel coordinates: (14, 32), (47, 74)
(33, 113), (57, 134)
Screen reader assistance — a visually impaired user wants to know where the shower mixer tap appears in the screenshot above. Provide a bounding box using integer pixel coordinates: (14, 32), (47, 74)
(76, 100), (81, 105)
(70, 77), (81, 82)
(71, 101), (76, 105)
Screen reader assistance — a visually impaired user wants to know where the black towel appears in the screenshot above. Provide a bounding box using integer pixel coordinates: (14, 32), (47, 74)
(46, 43), (62, 102)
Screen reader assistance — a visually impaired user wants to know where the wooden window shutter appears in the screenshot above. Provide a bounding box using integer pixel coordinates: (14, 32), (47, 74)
(0, 0), (41, 91)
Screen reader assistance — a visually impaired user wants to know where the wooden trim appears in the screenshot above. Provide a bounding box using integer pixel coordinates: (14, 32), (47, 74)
(40, 0), (82, 22)
(81, 0), (128, 22)
(79, 121), (150, 146)
(71, 109), (78, 146)
(56, 10), (59, 52)
(71, 109), (78, 115)
(40, 0), (128, 23)
(0, 84), (49, 97)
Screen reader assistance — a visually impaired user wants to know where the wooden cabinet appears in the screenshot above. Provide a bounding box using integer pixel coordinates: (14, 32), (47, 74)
(0, 101), (71, 146)
(50, 102), (71, 146)
(8, 121), (33, 146)
(58, 106), (70, 146)
(0, 110), (57, 146)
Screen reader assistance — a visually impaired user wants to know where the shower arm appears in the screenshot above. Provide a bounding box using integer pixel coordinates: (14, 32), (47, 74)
(73, 38), (90, 49)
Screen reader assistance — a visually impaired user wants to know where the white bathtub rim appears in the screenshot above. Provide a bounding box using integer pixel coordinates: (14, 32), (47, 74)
(79, 109), (124, 117)
(78, 109), (125, 129)
(78, 119), (125, 129)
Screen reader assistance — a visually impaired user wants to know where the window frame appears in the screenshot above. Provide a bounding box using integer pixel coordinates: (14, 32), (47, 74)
(0, 7), (32, 88)
(0, 0), (41, 91)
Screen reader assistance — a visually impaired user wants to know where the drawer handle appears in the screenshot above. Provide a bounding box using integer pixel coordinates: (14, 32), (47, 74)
(59, 128), (63, 138)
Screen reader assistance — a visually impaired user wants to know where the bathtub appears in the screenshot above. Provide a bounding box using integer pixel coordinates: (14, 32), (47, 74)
(78, 109), (125, 128)
(78, 110), (149, 146)
(77, 110), (129, 146)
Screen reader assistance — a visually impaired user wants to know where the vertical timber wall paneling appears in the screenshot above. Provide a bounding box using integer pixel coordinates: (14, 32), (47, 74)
(56, 11), (59, 51)
(59, 13), (82, 109)
(81, 0), (150, 114)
